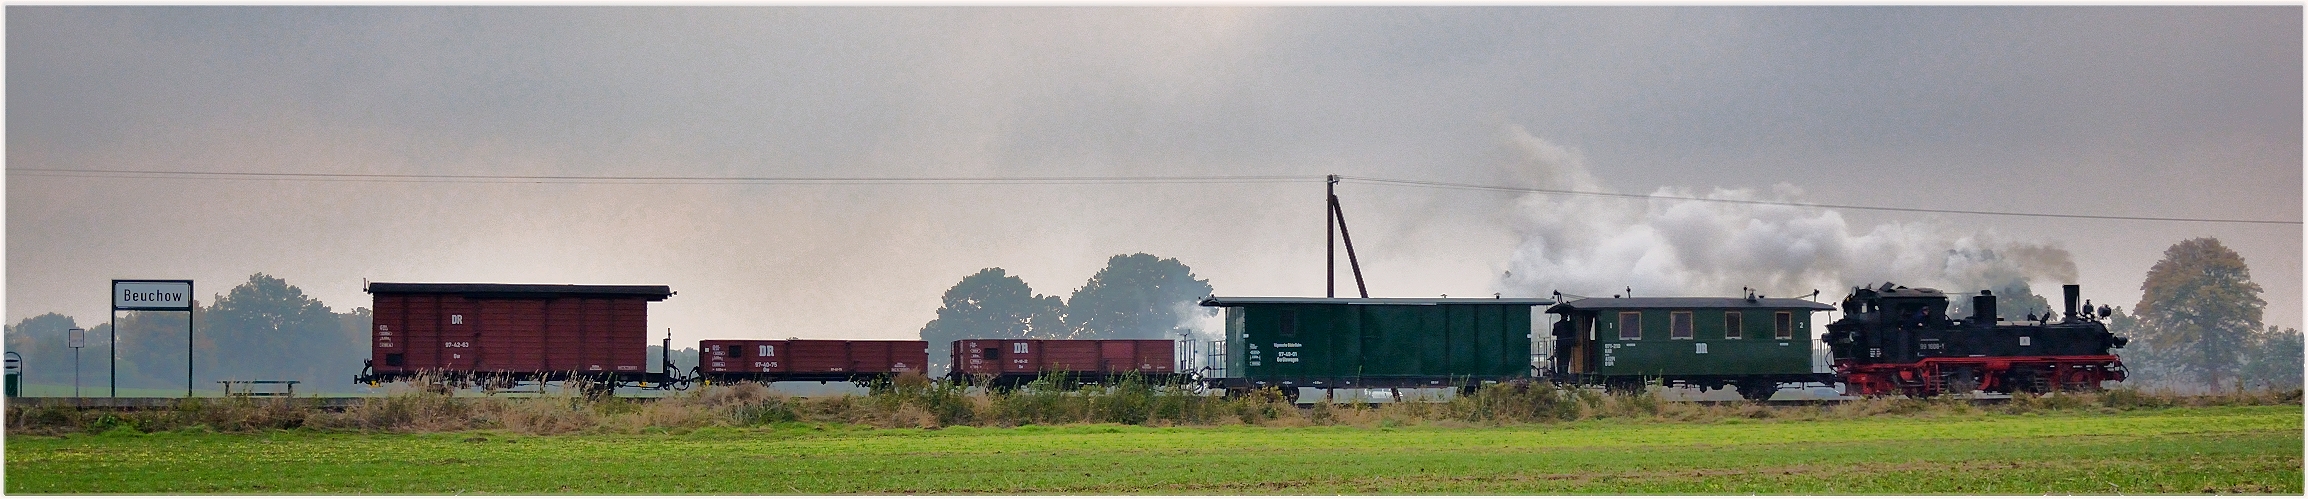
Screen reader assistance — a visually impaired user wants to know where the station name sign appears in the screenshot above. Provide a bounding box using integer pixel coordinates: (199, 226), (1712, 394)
(114, 280), (193, 311)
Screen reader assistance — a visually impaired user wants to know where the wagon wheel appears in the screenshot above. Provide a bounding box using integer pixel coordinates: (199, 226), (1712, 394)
(477, 375), (518, 395)
(571, 377), (617, 400)
(2008, 370), (2049, 394)
(2061, 370), (2103, 392)
(670, 369), (696, 392)
(1734, 381), (1778, 402)
(1944, 367), (1980, 395)
(1895, 379), (1933, 398)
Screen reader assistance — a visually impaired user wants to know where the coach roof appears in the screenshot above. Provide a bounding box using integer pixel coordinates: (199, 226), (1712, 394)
(1547, 297), (1832, 314)
(364, 282), (674, 301)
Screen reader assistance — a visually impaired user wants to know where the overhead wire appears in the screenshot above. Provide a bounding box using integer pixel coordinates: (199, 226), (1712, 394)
(7, 168), (1309, 185)
(12, 167), (2298, 225)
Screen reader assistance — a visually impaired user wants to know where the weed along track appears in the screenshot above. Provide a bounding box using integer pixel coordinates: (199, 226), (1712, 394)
(4, 389), (2299, 494)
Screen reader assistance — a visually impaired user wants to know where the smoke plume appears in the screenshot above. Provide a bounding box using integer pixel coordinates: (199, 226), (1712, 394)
(1493, 125), (2074, 309)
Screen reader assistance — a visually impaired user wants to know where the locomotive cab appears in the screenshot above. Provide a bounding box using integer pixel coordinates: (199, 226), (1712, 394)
(1824, 284), (1953, 364)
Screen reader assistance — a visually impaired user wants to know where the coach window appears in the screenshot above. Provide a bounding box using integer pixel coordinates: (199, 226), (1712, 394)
(758, 344), (775, 357)
(1775, 311), (1795, 340)
(1617, 312), (1642, 340)
(1670, 311), (1693, 340)
(1723, 311), (1744, 340)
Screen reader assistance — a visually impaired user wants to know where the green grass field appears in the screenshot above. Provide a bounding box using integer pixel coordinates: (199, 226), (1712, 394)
(7, 405), (2297, 494)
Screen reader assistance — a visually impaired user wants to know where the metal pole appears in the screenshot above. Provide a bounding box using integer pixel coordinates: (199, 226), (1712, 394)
(1326, 175), (1336, 298)
(110, 310), (117, 398)
(187, 283), (196, 398)
(1331, 196), (1370, 298)
(73, 346), (80, 398)
(186, 302), (193, 399)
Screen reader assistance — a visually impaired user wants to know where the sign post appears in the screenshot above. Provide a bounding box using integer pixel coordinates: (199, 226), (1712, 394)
(113, 280), (193, 398)
(68, 327), (84, 398)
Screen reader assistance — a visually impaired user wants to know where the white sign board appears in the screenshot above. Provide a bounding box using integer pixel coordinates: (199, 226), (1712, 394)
(68, 328), (85, 348)
(114, 280), (193, 311)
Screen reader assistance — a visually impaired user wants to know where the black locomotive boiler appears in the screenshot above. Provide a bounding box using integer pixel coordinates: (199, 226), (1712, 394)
(1823, 283), (2128, 396)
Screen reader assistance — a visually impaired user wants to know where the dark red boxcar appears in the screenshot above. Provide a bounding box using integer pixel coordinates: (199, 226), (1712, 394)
(363, 283), (673, 382)
(948, 339), (1176, 385)
(699, 339), (928, 382)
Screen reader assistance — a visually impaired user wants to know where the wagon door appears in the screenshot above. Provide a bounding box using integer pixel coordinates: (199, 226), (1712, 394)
(1044, 341), (1097, 372)
(579, 298), (615, 372)
(1098, 340), (1135, 372)
(478, 299), (546, 372)
(543, 298), (583, 372)
(850, 341), (893, 374)
(1570, 314), (1594, 374)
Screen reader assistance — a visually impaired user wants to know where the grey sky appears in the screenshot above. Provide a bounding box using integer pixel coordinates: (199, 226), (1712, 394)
(8, 7), (2300, 348)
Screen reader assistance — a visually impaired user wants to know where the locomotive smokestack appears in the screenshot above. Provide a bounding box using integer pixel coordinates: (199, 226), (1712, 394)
(2062, 284), (2081, 321)
(1973, 290), (1997, 325)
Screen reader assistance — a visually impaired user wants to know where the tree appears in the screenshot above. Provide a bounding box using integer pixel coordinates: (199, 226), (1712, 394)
(201, 273), (359, 391)
(1063, 253), (1215, 340)
(2133, 238), (2266, 389)
(918, 268), (1066, 375)
(2238, 326), (2303, 390)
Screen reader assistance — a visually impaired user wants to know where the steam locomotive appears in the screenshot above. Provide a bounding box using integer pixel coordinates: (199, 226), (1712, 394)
(1823, 283), (2128, 396)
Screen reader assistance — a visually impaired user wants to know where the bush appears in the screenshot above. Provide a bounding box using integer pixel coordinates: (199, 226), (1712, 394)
(8, 380), (2298, 436)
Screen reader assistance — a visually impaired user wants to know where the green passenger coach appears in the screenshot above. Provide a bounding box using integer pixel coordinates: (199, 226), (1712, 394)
(1546, 296), (1835, 400)
(1199, 297), (1555, 395)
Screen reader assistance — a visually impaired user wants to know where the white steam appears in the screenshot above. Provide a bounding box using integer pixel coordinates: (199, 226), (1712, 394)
(1494, 125), (2076, 304)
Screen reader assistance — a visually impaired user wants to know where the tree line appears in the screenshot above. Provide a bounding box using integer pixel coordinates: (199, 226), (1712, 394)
(917, 253), (1213, 374)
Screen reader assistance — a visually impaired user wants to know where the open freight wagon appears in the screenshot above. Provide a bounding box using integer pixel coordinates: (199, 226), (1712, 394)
(948, 339), (1180, 387)
(356, 282), (685, 392)
(697, 339), (929, 384)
